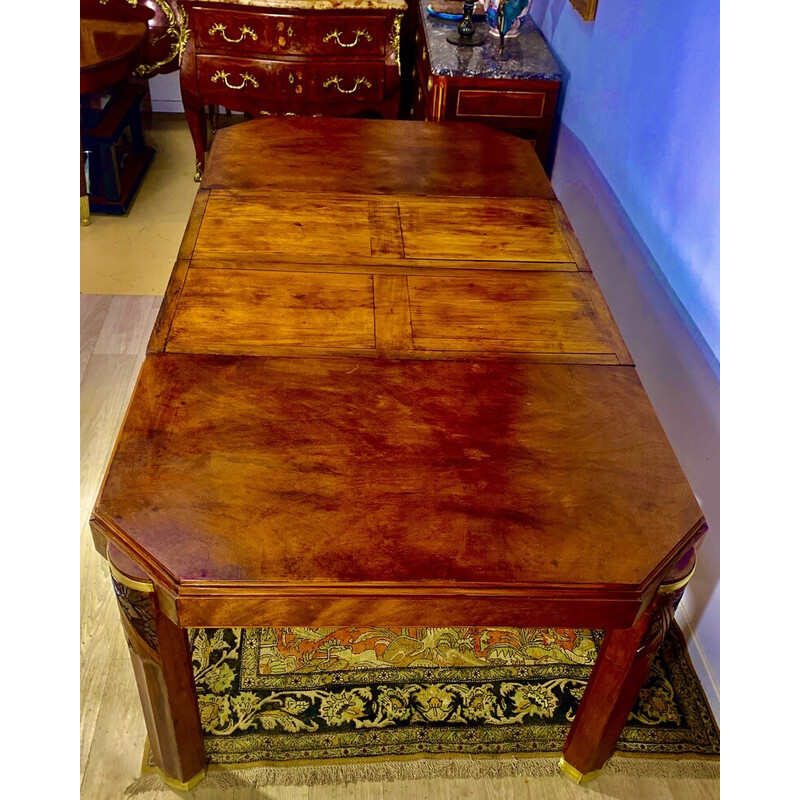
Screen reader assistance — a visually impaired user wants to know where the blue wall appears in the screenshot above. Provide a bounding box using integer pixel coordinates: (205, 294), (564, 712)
(531, 0), (720, 367)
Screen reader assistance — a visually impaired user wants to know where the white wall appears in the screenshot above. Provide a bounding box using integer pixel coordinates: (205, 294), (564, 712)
(551, 125), (720, 722)
(148, 71), (184, 113)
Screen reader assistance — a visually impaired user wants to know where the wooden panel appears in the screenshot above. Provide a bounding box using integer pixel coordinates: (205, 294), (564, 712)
(147, 259), (189, 353)
(580, 273), (634, 366)
(177, 189), (210, 261)
(195, 54), (273, 100)
(174, 590), (643, 630)
(373, 274), (413, 351)
(160, 265), (626, 361)
(193, 191), (374, 260)
(399, 197), (573, 262)
(552, 200), (593, 272)
(200, 117), (556, 199)
(95, 355), (704, 588)
(166, 268), (376, 351)
(455, 90), (546, 119)
(368, 200), (405, 257)
(407, 273), (617, 356)
(190, 257), (578, 274)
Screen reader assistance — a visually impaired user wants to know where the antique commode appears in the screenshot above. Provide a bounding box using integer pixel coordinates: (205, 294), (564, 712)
(179, 0), (407, 176)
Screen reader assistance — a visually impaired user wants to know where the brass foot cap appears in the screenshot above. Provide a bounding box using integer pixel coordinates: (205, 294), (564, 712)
(559, 756), (603, 785)
(157, 765), (207, 792)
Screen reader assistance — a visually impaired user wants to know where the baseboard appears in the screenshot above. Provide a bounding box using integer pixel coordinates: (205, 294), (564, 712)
(675, 602), (720, 724)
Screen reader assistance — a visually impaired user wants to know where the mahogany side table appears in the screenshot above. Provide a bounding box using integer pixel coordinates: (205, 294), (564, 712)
(91, 117), (705, 790)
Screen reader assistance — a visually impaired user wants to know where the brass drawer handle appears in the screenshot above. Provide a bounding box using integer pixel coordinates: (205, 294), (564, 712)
(323, 75), (372, 94)
(210, 70), (259, 90)
(322, 29), (372, 48)
(208, 23), (258, 44)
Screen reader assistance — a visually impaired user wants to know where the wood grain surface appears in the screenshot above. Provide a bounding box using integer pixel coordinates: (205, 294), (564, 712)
(190, 192), (574, 264)
(94, 354), (701, 591)
(161, 266), (630, 362)
(200, 117), (557, 199)
(80, 295), (718, 799)
(87, 118), (707, 788)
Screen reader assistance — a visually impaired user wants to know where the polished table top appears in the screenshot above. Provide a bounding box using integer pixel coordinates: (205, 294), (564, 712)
(91, 117), (706, 788)
(92, 117), (703, 631)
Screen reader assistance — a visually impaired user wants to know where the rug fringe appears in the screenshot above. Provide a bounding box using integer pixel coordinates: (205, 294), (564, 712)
(124, 753), (719, 795)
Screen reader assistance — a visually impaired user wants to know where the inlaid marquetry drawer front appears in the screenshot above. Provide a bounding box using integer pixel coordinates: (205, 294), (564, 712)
(455, 89), (547, 119)
(193, 9), (387, 57)
(194, 9), (271, 54)
(311, 63), (384, 102)
(311, 17), (386, 57)
(196, 56), (384, 104)
(197, 55), (273, 99)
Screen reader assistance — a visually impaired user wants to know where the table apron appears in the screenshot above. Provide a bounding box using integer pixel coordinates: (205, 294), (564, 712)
(173, 592), (650, 631)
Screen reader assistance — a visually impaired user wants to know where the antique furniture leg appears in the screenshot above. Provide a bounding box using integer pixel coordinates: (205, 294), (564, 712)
(107, 544), (207, 791)
(179, 36), (206, 180)
(560, 549), (698, 784)
(183, 101), (207, 181)
(80, 143), (90, 226)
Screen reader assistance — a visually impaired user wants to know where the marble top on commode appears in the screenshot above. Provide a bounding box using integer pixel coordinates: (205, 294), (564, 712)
(195, 0), (408, 10)
(423, 12), (561, 80)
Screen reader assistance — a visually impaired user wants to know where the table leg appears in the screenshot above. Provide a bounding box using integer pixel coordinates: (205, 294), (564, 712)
(184, 104), (207, 182)
(560, 550), (697, 784)
(179, 37), (207, 181)
(80, 142), (90, 226)
(108, 548), (207, 791)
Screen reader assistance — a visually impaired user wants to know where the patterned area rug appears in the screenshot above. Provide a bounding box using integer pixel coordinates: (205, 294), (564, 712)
(179, 623), (717, 764)
(135, 623), (718, 791)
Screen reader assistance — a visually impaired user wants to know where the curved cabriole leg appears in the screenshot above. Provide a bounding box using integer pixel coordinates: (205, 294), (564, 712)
(560, 549), (697, 784)
(108, 545), (207, 791)
(179, 35), (206, 181)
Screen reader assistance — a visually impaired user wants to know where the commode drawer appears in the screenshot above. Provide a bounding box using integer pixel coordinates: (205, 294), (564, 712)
(193, 8), (272, 54)
(454, 89), (548, 119)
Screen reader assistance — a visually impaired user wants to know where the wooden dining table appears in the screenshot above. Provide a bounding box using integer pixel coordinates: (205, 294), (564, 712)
(90, 117), (705, 791)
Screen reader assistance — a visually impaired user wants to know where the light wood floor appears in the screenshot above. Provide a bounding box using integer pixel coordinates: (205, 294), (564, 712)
(80, 294), (720, 799)
(80, 114), (199, 296)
